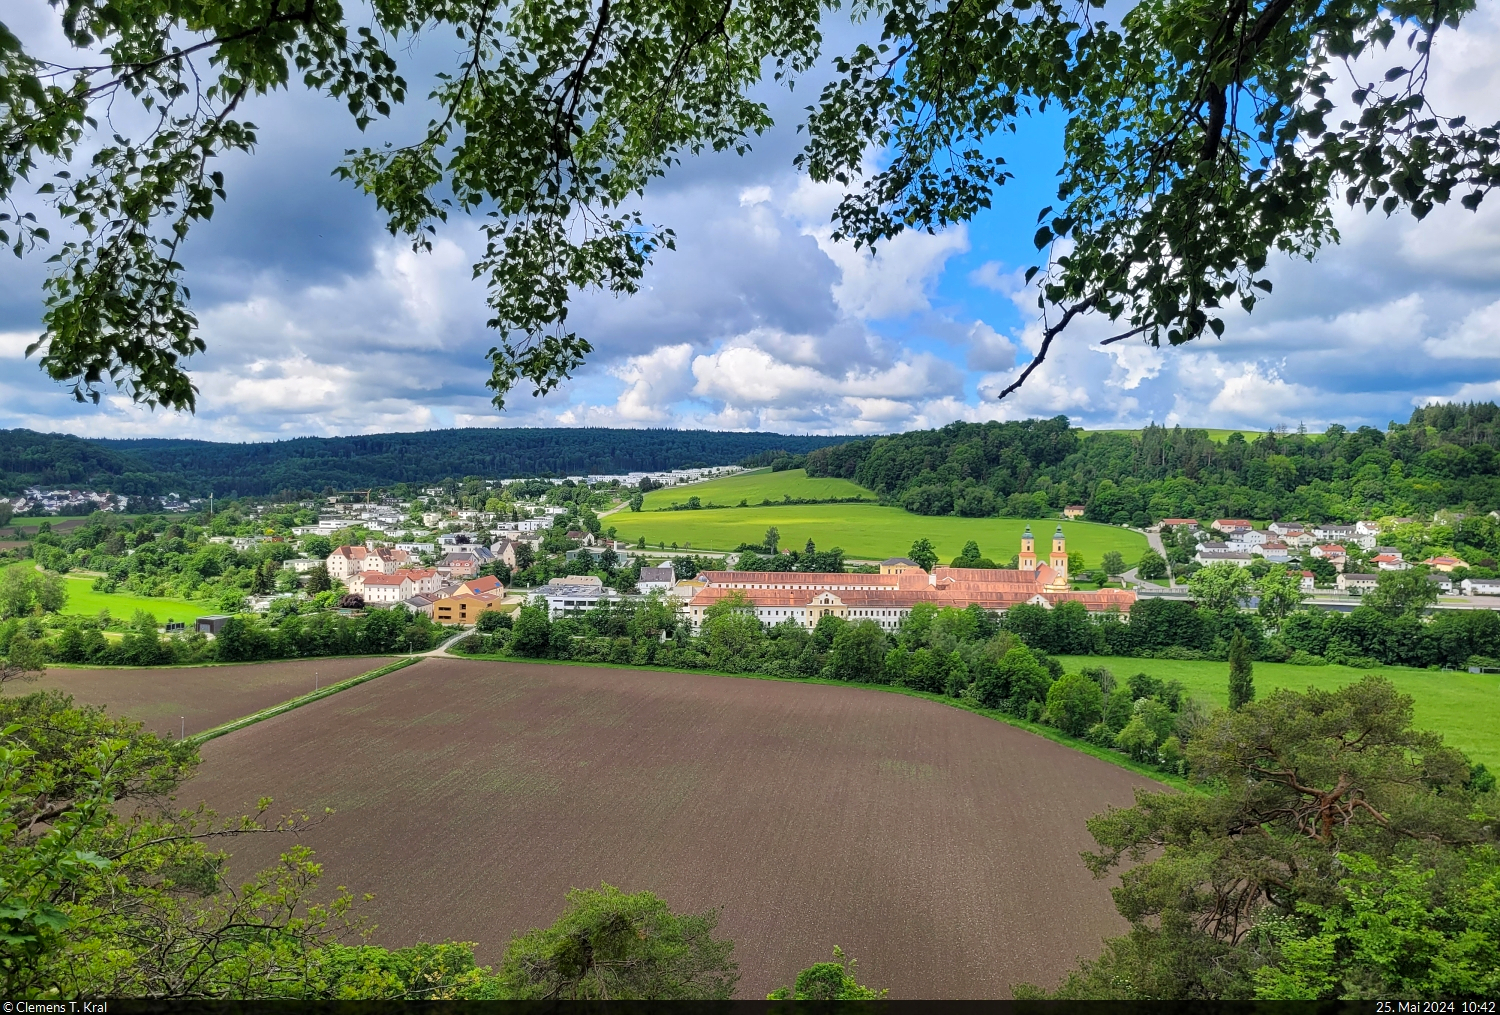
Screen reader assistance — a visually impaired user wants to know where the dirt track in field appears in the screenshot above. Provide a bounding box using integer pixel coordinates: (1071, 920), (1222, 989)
(9, 657), (396, 738)
(188, 658), (1162, 999)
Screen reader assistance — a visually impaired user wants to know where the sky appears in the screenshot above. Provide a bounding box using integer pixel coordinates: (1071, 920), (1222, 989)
(3, 3), (1500, 442)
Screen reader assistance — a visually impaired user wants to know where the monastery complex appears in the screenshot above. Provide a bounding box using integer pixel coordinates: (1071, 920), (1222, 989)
(687, 525), (1136, 631)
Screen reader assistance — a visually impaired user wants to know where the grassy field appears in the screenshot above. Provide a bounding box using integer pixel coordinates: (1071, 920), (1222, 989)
(1055, 654), (1500, 769)
(639, 468), (869, 510)
(58, 577), (204, 624)
(616, 503), (1148, 565)
(1083, 428), (1270, 442)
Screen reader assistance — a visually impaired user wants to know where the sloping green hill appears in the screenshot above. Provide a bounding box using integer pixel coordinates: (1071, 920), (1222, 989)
(639, 468), (869, 509)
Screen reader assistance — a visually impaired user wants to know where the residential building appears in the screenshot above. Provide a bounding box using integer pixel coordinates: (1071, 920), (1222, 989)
(880, 557), (921, 575)
(432, 591), (509, 625)
(1194, 546), (1254, 567)
(395, 542), (436, 556)
(566, 529), (597, 546)
(1254, 540), (1290, 562)
(284, 558), (323, 573)
(397, 567), (443, 594)
(456, 575), (505, 597)
(1299, 570), (1316, 592)
(1336, 573), (1379, 594)
(490, 538), (522, 569)
(1229, 529), (1269, 548)
(1423, 555), (1469, 572)
(1461, 577), (1500, 596)
(355, 572), (416, 604)
(1371, 553), (1410, 571)
(637, 566), (675, 593)
(1211, 518), (1255, 536)
(325, 545), (410, 580)
(1062, 505), (1085, 519)
(438, 552), (481, 578)
(1309, 543), (1347, 563)
(401, 593), (438, 617)
(1429, 573), (1455, 594)
(1268, 520), (1305, 538)
(1161, 518), (1200, 529)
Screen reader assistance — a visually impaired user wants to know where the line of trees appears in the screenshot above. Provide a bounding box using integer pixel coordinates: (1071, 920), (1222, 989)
(804, 403), (1500, 524)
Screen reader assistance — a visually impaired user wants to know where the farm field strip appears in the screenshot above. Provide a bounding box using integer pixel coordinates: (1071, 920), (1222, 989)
(190, 657), (421, 744)
(638, 468), (869, 510)
(188, 657), (1160, 999)
(615, 503), (1148, 564)
(10, 656), (399, 739)
(1055, 654), (1500, 768)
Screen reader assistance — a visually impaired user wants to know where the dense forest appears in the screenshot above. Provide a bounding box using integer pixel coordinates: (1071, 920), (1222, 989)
(803, 403), (1500, 523)
(0, 428), (844, 497)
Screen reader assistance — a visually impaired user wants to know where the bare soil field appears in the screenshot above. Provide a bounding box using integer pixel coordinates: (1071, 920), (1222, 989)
(9, 657), (396, 738)
(188, 658), (1161, 998)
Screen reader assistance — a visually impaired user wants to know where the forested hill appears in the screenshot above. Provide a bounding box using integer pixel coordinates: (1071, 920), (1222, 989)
(0, 428), (846, 497)
(803, 403), (1500, 522)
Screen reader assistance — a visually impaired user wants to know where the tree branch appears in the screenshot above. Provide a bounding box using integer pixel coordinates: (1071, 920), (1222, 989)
(995, 298), (1095, 401)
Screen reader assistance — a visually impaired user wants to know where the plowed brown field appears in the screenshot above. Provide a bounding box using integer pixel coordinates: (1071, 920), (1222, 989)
(9, 657), (396, 738)
(188, 658), (1163, 999)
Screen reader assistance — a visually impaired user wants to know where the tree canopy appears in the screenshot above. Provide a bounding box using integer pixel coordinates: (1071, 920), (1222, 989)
(4, 0), (1496, 410)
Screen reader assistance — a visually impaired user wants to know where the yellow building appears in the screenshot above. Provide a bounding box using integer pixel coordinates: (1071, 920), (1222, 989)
(1044, 525), (1072, 591)
(1018, 526), (1038, 571)
(432, 591), (512, 625)
(880, 557), (921, 575)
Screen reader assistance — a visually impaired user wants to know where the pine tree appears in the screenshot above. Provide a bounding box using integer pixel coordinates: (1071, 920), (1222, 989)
(1227, 628), (1254, 711)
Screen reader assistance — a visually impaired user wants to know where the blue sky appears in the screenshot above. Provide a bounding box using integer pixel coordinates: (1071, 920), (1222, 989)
(3, 2), (1500, 441)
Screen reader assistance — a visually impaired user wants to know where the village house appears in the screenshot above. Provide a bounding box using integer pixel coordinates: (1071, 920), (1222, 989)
(1161, 518), (1200, 529)
(1194, 542), (1254, 567)
(1336, 572), (1379, 594)
(566, 529), (598, 547)
(438, 551), (481, 578)
(396, 567), (443, 595)
(1211, 518), (1255, 536)
(325, 545), (411, 580)
(1228, 528), (1269, 548)
(1429, 573), (1456, 595)
(636, 565), (675, 593)
(1062, 505), (1086, 519)
(1461, 577), (1500, 596)
(1254, 540), (1291, 562)
(1309, 544), (1348, 570)
(1371, 553), (1410, 571)
(1299, 570), (1317, 592)
(352, 572), (416, 604)
(879, 557), (921, 575)
(1423, 555), (1469, 572)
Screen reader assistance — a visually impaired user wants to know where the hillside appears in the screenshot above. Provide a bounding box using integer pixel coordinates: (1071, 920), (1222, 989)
(804, 406), (1500, 524)
(0, 428), (847, 497)
(637, 468), (869, 510)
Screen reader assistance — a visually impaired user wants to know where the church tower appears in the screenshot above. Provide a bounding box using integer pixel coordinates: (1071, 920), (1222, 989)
(1045, 525), (1071, 591)
(1018, 525), (1037, 571)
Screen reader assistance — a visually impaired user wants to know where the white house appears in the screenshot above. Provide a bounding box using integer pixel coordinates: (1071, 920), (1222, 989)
(1299, 570), (1316, 592)
(1194, 544), (1254, 567)
(398, 567), (443, 595)
(1370, 553), (1410, 571)
(353, 572), (416, 604)
(1268, 520), (1305, 538)
(1461, 577), (1500, 596)
(1336, 572), (1379, 594)
(1254, 540), (1291, 562)
(1229, 529), (1270, 548)
(1309, 543), (1347, 562)
(284, 558), (323, 573)
(637, 565), (675, 593)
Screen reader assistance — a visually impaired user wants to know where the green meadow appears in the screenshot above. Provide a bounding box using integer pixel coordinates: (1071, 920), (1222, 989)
(616, 503), (1147, 565)
(638, 468), (868, 510)
(4, 565), (205, 625)
(1055, 654), (1500, 769)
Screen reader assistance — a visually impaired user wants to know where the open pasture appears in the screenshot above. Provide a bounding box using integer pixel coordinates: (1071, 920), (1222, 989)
(189, 657), (1160, 998)
(59, 575), (204, 623)
(616, 502), (1148, 565)
(9, 656), (396, 739)
(1055, 654), (1500, 769)
(638, 468), (869, 510)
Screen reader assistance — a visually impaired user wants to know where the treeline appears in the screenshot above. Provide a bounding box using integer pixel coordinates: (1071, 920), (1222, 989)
(3, 606), (440, 667)
(0, 428), (847, 497)
(803, 403), (1500, 522)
